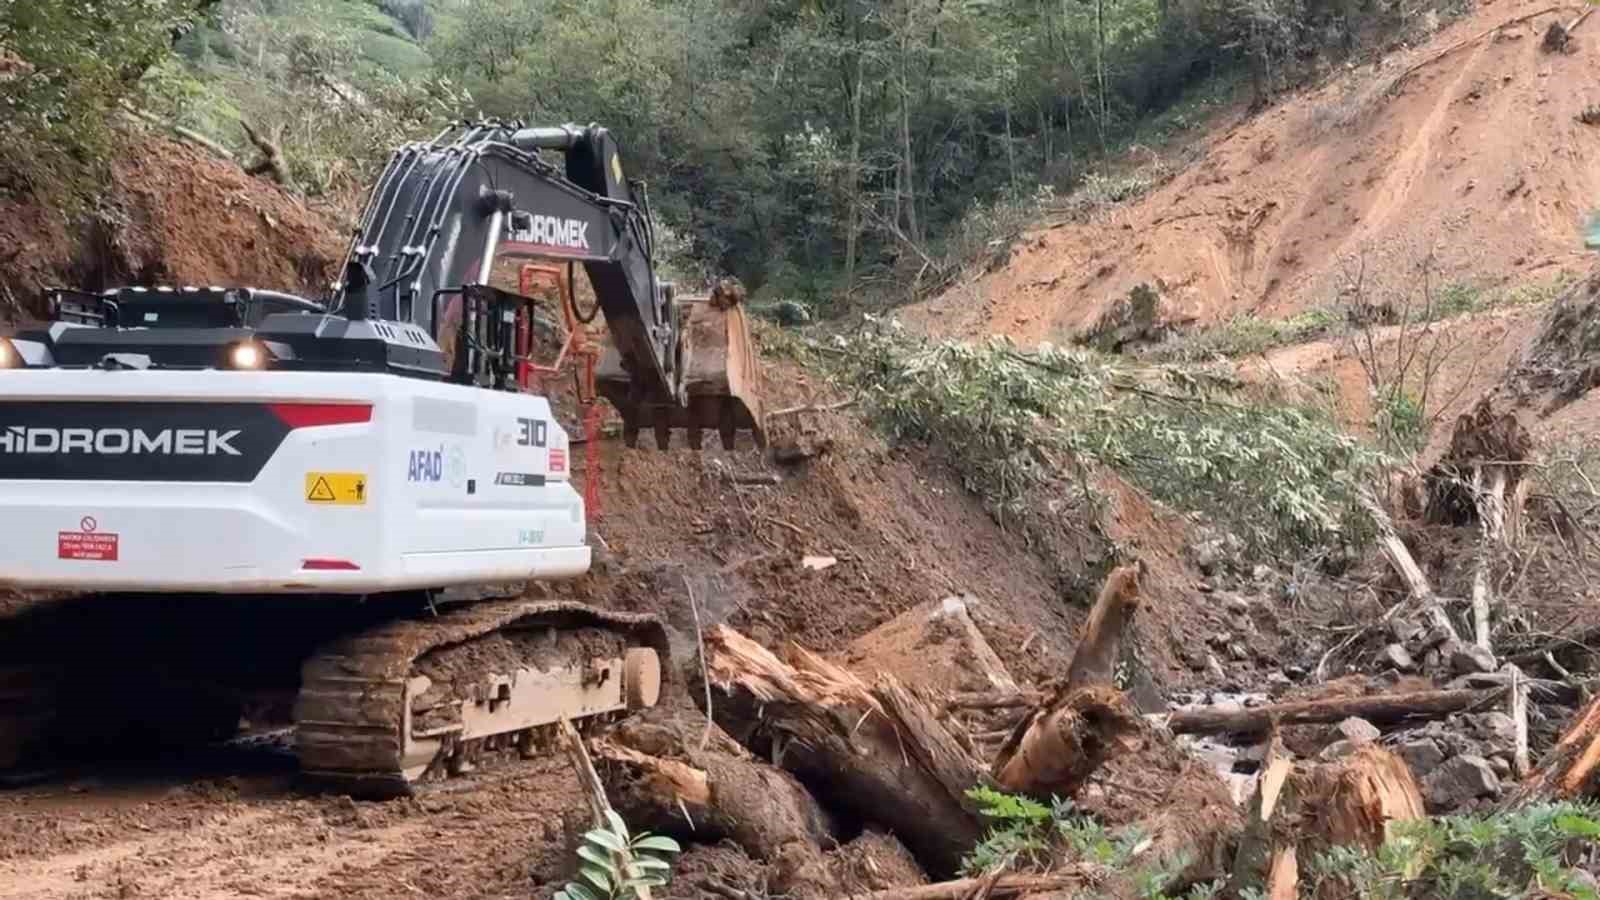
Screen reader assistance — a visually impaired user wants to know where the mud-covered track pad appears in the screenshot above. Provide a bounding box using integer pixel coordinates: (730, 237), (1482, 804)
(0, 401), (345, 482)
(295, 598), (669, 798)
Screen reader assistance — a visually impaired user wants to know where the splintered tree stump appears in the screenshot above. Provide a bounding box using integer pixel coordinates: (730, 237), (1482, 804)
(701, 624), (986, 878)
(991, 685), (1145, 795)
(1232, 741), (1424, 898)
(991, 563), (1148, 797)
(1507, 694), (1600, 805)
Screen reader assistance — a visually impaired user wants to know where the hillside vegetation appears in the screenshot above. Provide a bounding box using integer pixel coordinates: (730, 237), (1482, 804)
(5, 0), (1484, 308)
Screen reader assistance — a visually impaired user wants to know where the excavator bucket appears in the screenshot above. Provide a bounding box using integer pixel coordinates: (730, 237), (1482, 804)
(596, 285), (766, 451)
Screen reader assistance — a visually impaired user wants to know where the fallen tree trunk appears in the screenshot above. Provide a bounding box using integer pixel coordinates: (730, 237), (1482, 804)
(1505, 694), (1600, 805)
(702, 624), (985, 878)
(991, 564), (1147, 796)
(589, 736), (837, 864)
(1166, 687), (1506, 738)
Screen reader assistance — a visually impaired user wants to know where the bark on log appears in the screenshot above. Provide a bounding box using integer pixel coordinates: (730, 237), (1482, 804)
(702, 624), (985, 878)
(1235, 742), (1422, 898)
(1166, 688), (1505, 738)
(589, 736), (835, 863)
(1506, 694), (1600, 805)
(1359, 490), (1462, 646)
(990, 564), (1148, 797)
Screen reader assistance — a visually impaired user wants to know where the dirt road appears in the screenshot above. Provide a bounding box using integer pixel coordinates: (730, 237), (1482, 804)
(0, 747), (579, 900)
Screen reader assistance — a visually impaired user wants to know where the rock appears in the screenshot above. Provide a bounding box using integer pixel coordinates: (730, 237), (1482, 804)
(1206, 653), (1226, 681)
(1208, 631), (1231, 648)
(1336, 717), (1381, 745)
(1471, 711), (1517, 751)
(1425, 755), (1502, 809)
(1266, 670), (1292, 688)
(1227, 642), (1250, 662)
(1387, 617), (1421, 644)
(1397, 738), (1445, 776)
(1251, 564), (1272, 582)
(1381, 643), (1416, 672)
(1224, 594), (1251, 615)
(1450, 644), (1497, 675)
(1422, 649), (1442, 671)
(1420, 625), (1456, 649)
(1318, 739), (1360, 760)
(1192, 539), (1224, 575)
(1488, 755), (1512, 777)
(1284, 664), (1308, 681)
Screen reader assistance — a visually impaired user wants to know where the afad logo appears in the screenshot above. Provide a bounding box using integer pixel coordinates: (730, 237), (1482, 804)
(407, 445), (445, 483)
(407, 444), (466, 487)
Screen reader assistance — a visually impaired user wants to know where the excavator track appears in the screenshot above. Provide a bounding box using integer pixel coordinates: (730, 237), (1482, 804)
(295, 598), (669, 799)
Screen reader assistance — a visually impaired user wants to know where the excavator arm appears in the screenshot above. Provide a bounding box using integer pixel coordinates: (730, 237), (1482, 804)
(332, 121), (764, 449)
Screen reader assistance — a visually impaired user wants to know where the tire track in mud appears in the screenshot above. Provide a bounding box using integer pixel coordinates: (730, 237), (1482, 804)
(0, 756), (584, 900)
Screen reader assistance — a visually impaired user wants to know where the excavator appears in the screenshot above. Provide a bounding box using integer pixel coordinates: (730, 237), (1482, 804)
(0, 121), (765, 797)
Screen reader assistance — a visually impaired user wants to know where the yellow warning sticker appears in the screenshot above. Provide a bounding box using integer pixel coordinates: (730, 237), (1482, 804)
(305, 472), (368, 505)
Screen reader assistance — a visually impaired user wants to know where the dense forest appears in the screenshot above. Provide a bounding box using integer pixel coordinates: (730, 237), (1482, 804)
(3, 0), (1468, 306)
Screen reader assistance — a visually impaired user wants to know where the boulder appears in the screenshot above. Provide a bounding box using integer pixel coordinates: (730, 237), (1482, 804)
(1424, 755), (1502, 809)
(1450, 644), (1497, 675)
(1396, 738), (1446, 777)
(1336, 717), (1381, 745)
(1381, 644), (1416, 672)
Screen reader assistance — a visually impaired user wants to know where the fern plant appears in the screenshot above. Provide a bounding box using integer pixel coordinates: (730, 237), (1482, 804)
(554, 810), (681, 900)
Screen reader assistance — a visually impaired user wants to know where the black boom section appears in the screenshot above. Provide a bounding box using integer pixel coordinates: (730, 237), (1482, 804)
(332, 122), (673, 398)
(0, 402), (296, 482)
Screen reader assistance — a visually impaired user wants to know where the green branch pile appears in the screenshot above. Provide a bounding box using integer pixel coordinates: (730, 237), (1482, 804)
(814, 319), (1385, 559)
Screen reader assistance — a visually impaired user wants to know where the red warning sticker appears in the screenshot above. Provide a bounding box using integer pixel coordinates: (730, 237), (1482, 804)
(59, 517), (119, 561)
(549, 448), (567, 473)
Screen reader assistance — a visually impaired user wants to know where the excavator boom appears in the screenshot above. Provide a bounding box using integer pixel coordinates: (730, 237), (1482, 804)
(333, 120), (764, 448)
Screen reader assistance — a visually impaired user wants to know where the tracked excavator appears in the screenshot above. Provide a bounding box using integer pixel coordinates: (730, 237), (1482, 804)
(0, 122), (765, 796)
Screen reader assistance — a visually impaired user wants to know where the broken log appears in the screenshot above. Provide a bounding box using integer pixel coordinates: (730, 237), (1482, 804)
(1506, 693), (1600, 805)
(1235, 741), (1422, 899)
(991, 563), (1148, 797)
(1359, 490), (1462, 647)
(1164, 687), (1506, 738)
(589, 736), (835, 863)
(991, 684), (1146, 795)
(1507, 664), (1531, 779)
(1231, 735), (1295, 896)
(702, 624), (985, 878)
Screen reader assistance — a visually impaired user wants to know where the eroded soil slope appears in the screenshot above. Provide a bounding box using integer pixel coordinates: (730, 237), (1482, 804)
(904, 0), (1598, 343)
(0, 135), (343, 316)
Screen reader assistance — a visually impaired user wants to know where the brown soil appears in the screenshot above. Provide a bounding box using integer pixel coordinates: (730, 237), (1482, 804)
(0, 134), (342, 317)
(901, 0), (1597, 345)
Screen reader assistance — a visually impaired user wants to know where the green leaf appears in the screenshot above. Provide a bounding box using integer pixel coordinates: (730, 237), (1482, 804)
(580, 864), (613, 894)
(630, 834), (681, 854)
(555, 883), (602, 900)
(628, 857), (673, 873)
(1555, 814), (1600, 838)
(576, 844), (612, 869)
(604, 809), (630, 841)
(584, 827), (627, 853)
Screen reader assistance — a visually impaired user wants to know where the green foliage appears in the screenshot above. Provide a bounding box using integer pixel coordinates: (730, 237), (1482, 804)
(554, 810), (681, 900)
(159, 0), (467, 198)
(1305, 802), (1600, 900)
(1149, 307), (1340, 361)
(806, 319), (1384, 559)
(961, 787), (1220, 899)
(0, 0), (200, 196)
